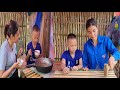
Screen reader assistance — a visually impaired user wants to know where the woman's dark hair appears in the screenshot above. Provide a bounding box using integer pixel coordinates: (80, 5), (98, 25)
(67, 33), (76, 40)
(4, 20), (18, 38)
(86, 18), (97, 29)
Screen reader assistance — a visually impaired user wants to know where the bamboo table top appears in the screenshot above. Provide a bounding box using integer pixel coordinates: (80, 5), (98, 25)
(21, 67), (117, 78)
(20, 61), (117, 78)
(52, 70), (117, 78)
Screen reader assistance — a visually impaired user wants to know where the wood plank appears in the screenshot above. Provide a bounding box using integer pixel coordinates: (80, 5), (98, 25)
(53, 75), (116, 78)
(26, 73), (37, 78)
(25, 71), (34, 76)
(54, 73), (116, 76)
(53, 70), (117, 78)
(23, 69), (33, 74)
(22, 68), (43, 78)
(31, 74), (42, 78)
(55, 70), (115, 74)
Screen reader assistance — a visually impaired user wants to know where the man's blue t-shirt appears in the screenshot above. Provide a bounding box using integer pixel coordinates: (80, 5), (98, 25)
(61, 49), (82, 68)
(26, 41), (42, 64)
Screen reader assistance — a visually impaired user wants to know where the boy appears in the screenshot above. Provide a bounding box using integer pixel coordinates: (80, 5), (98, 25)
(61, 33), (83, 74)
(26, 25), (42, 65)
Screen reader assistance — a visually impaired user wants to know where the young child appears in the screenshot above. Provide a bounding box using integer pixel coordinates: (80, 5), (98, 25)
(61, 33), (83, 74)
(26, 25), (42, 65)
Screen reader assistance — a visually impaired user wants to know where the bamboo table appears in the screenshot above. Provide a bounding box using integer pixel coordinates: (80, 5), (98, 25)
(52, 70), (117, 78)
(21, 68), (44, 78)
(20, 62), (117, 78)
(21, 67), (117, 78)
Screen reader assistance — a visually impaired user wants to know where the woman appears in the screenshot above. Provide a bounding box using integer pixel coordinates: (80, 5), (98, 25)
(0, 20), (24, 78)
(82, 18), (120, 70)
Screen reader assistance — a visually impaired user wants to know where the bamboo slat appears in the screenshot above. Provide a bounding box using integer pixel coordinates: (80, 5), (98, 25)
(22, 68), (43, 78)
(53, 70), (117, 78)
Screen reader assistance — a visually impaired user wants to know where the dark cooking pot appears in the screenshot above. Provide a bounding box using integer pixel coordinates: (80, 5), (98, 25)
(26, 57), (53, 73)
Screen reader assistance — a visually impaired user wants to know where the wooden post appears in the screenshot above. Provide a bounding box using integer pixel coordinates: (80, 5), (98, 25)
(104, 64), (109, 77)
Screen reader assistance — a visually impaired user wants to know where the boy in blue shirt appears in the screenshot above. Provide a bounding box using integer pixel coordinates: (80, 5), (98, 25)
(26, 25), (42, 65)
(61, 33), (83, 74)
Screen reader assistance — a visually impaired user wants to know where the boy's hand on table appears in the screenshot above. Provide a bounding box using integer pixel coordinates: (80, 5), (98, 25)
(82, 67), (89, 71)
(71, 66), (79, 71)
(63, 67), (70, 74)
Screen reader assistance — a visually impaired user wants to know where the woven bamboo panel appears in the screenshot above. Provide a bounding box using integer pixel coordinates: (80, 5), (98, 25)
(0, 12), (28, 53)
(53, 12), (114, 61)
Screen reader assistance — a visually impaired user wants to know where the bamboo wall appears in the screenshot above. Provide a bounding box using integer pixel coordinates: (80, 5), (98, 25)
(53, 12), (114, 61)
(0, 12), (29, 53)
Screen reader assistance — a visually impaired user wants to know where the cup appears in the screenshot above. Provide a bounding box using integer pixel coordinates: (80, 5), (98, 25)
(35, 50), (40, 57)
(17, 58), (24, 66)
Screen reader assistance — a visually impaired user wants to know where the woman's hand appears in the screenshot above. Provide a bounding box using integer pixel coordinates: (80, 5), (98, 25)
(18, 61), (27, 69)
(12, 62), (20, 69)
(17, 60), (27, 69)
(12, 62), (22, 69)
(108, 56), (115, 70)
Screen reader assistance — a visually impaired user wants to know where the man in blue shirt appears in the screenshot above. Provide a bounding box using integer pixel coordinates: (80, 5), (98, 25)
(61, 33), (83, 74)
(82, 18), (120, 70)
(26, 25), (42, 65)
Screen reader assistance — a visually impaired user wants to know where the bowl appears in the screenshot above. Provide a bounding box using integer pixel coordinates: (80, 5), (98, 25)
(35, 50), (40, 57)
(35, 58), (53, 73)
